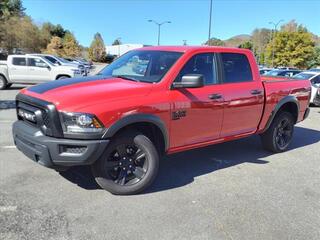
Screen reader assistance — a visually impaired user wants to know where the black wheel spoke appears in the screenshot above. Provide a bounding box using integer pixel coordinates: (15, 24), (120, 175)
(116, 145), (128, 157)
(134, 149), (146, 161)
(133, 167), (146, 179)
(115, 169), (127, 185)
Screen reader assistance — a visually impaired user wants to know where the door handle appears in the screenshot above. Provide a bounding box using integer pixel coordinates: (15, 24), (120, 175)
(208, 93), (222, 100)
(250, 89), (262, 95)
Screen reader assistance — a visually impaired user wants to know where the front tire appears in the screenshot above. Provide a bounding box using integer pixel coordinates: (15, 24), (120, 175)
(57, 75), (70, 80)
(260, 111), (295, 153)
(92, 131), (159, 195)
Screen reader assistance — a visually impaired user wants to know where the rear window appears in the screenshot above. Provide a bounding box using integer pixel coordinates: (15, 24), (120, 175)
(221, 53), (253, 83)
(12, 57), (26, 66)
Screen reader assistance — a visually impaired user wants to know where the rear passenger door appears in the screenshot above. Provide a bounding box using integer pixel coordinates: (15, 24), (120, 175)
(218, 52), (264, 137)
(8, 57), (28, 82)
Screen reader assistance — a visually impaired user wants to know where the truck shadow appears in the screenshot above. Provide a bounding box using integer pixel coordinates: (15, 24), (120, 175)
(59, 126), (320, 193)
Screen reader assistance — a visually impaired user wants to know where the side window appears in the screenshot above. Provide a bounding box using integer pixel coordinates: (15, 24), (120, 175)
(220, 53), (253, 83)
(176, 53), (217, 85)
(312, 76), (320, 84)
(12, 57), (26, 66)
(28, 58), (47, 67)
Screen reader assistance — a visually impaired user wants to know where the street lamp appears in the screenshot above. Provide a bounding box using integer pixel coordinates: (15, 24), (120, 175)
(269, 19), (284, 67)
(148, 20), (171, 46)
(208, 0), (213, 44)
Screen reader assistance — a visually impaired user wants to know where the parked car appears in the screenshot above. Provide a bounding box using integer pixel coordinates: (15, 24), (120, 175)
(13, 46), (311, 195)
(259, 68), (271, 75)
(0, 55), (83, 89)
(292, 71), (320, 106)
(263, 69), (302, 77)
(64, 57), (92, 72)
(314, 88), (320, 106)
(308, 68), (320, 72)
(28, 54), (87, 76)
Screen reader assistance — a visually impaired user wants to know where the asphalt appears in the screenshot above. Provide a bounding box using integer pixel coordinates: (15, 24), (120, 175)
(0, 77), (319, 239)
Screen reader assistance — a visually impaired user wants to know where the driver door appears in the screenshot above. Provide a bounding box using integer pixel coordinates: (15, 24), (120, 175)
(169, 53), (224, 148)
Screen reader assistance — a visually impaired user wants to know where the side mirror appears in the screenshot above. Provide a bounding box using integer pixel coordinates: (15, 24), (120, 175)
(172, 74), (204, 89)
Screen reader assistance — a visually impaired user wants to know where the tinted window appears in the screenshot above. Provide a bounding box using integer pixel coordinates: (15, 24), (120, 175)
(221, 53), (253, 83)
(44, 56), (60, 65)
(28, 58), (46, 67)
(312, 76), (320, 84)
(12, 57), (26, 66)
(176, 53), (217, 85)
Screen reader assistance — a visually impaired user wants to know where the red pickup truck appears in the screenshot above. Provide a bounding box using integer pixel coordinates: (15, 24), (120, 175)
(13, 46), (311, 195)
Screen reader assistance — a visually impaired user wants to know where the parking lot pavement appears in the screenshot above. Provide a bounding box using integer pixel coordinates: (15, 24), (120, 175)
(0, 86), (319, 240)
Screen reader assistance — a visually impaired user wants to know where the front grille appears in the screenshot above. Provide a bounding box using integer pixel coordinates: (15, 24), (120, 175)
(16, 94), (63, 138)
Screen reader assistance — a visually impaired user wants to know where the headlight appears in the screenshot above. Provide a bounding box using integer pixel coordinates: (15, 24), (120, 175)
(60, 112), (104, 134)
(71, 69), (81, 75)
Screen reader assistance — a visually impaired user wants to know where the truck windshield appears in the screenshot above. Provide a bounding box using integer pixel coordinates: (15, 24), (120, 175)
(98, 50), (182, 83)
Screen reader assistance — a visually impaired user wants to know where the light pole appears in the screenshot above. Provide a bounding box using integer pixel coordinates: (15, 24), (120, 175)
(208, 0), (213, 44)
(269, 19), (284, 67)
(148, 20), (171, 45)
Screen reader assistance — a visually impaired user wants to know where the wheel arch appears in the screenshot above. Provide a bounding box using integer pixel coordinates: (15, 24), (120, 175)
(0, 73), (8, 82)
(55, 74), (71, 80)
(102, 114), (169, 154)
(263, 95), (300, 132)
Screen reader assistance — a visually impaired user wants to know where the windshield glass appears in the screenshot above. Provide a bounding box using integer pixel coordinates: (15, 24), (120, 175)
(98, 50), (182, 83)
(292, 73), (315, 80)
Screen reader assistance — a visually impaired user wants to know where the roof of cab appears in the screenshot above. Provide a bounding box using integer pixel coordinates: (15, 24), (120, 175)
(137, 45), (252, 54)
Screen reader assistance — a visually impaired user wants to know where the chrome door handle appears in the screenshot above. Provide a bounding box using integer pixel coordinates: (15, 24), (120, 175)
(208, 93), (222, 100)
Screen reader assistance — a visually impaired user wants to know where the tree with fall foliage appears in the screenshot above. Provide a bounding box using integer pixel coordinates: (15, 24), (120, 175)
(88, 33), (106, 62)
(62, 32), (80, 57)
(44, 36), (63, 56)
(205, 37), (225, 46)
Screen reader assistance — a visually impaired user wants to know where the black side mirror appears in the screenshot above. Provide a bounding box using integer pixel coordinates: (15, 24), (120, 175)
(172, 74), (204, 89)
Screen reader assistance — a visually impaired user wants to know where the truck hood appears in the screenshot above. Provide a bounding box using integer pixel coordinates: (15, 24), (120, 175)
(22, 75), (153, 111)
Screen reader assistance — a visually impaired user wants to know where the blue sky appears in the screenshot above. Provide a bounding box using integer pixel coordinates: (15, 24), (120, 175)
(23, 0), (320, 47)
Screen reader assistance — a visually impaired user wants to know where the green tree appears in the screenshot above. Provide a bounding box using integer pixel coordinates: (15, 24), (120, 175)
(251, 28), (272, 64)
(265, 23), (315, 68)
(112, 38), (122, 45)
(88, 33), (106, 62)
(0, 0), (25, 19)
(307, 46), (320, 68)
(62, 32), (80, 57)
(238, 41), (253, 50)
(205, 37), (225, 46)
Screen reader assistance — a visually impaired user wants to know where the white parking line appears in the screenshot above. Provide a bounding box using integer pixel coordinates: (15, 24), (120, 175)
(0, 206), (17, 212)
(1, 146), (16, 149)
(0, 120), (13, 123)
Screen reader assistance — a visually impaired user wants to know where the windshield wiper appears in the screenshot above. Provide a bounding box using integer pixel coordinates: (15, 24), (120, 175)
(113, 75), (140, 82)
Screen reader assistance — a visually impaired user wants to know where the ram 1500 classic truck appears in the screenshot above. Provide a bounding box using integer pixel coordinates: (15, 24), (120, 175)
(0, 55), (83, 89)
(12, 46), (311, 195)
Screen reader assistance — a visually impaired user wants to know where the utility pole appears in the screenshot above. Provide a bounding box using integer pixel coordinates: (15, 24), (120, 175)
(183, 40), (187, 46)
(148, 20), (171, 46)
(269, 19), (284, 67)
(208, 0), (213, 44)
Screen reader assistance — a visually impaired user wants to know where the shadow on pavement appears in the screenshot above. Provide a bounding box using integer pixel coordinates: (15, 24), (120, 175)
(0, 100), (16, 110)
(59, 126), (320, 193)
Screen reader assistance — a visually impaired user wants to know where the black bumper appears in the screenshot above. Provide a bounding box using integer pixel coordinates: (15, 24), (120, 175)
(12, 121), (109, 169)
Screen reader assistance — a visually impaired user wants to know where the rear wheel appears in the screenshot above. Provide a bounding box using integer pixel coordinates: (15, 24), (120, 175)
(91, 131), (159, 195)
(0, 75), (8, 90)
(260, 111), (295, 153)
(57, 75), (70, 80)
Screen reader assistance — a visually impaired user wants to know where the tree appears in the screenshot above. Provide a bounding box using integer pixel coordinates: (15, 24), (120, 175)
(238, 41), (253, 50)
(1, 16), (41, 53)
(62, 32), (80, 57)
(44, 36), (63, 56)
(265, 22), (315, 68)
(112, 38), (122, 45)
(88, 33), (106, 62)
(204, 37), (225, 46)
(251, 28), (272, 64)
(307, 46), (320, 68)
(0, 0), (25, 19)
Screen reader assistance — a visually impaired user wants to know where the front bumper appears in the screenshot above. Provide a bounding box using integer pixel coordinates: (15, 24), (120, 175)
(12, 121), (109, 169)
